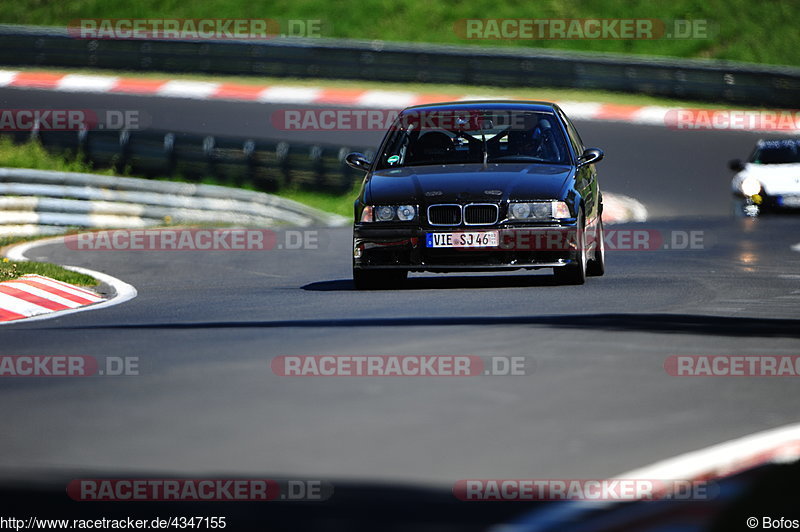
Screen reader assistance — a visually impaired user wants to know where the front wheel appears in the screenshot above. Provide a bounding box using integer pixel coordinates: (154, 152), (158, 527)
(353, 269), (408, 290)
(586, 217), (605, 277)
(553, 211), (587, 285)
(732, 198), (759, 218)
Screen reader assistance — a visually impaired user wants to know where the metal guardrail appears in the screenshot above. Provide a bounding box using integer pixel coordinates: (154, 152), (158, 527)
(0, 166), (348, 237)
(1, 24), (799, 107)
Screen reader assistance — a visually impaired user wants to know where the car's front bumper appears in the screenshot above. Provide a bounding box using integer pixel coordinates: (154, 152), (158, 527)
(353, 225), (581, 272)
(734, 193), (800, 215)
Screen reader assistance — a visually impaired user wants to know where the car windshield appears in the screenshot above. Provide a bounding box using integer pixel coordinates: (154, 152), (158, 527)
(375, 110), (570, 169)
(750, 139), (800, 164)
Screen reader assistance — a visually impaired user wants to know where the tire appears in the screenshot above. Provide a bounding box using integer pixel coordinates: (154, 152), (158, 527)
(553, 211), (587, 285)
(586, 216), (605, 277)
(353, 269), (408, 290)
(732, 198), (759, 218)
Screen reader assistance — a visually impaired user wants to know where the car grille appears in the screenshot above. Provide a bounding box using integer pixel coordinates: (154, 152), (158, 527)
(428, 205), (462, 225)
(464, 204), (499, 225)
(427, 204), (499, 226)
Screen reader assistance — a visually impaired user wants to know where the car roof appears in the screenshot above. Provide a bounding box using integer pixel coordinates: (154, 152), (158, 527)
(400, 100), (559, 114)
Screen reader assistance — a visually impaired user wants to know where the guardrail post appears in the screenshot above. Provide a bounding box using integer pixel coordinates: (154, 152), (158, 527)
(29, 120), (40, 144)
(163, 133), (176, 176)
(203, 135), (217, 181)
(339, 147), (355, 192)
(310, 145), (325, 188)
(139, 42), (153, 69)
(243, 139), (256, 187)
(276, 141), (291, 187)
(77, 127), (89, 165)
(87, 39), (99, 67)
(114, 130), (130, 174)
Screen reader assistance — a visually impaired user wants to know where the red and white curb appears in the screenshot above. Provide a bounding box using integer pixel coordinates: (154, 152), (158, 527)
(0, 273), (103, 321)
(1, 69), (796, 133)
(1, 236), (137, 324)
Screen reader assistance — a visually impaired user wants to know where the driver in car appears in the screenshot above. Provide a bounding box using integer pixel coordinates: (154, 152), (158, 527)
(507, 117), (564, 162)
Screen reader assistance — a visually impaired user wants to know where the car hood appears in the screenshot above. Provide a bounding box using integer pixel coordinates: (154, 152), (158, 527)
(733, 163), (800, 195)
(366, 163), (574, 204)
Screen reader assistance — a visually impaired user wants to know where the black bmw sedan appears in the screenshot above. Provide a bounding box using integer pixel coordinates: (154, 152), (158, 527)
(346, 101), (605, 289)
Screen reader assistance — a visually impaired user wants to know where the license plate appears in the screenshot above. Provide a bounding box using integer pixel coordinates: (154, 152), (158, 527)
(426, 231), (499, 248)
(781, 195), (800, 207)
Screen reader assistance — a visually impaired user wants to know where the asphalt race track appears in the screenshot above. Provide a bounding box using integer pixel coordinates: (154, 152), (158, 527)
(1, 86), (799, 521)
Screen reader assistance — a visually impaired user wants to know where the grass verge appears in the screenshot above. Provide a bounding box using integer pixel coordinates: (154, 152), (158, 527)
(0, 135), (113, 174)
(0, 258), (98, 286)
(279, 185), (359, 218)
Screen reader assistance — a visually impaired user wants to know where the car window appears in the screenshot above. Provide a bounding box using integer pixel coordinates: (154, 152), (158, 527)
(750, 139), (800, 164)
(559, 108), (585, 157)
(375, 110), (569, 169)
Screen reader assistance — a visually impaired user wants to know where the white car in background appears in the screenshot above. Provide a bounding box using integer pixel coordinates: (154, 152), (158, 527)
(729, 138), (800, 217)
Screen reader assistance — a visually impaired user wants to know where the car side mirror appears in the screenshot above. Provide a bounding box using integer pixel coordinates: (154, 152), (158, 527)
(345, 152), (372, 171)
(577, 148), (604, 167)
(728, 159), (745, 172)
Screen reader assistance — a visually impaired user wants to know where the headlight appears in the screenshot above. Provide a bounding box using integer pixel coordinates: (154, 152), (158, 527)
(533, 203), (554, 218)
(397, 205), (416, 221)
(376, 205), (396, 221)
(360, 205), (417, 222)
(508, 201), (572, 220)
(509, 203), (531, 219)
(740, 176), (761, 197)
